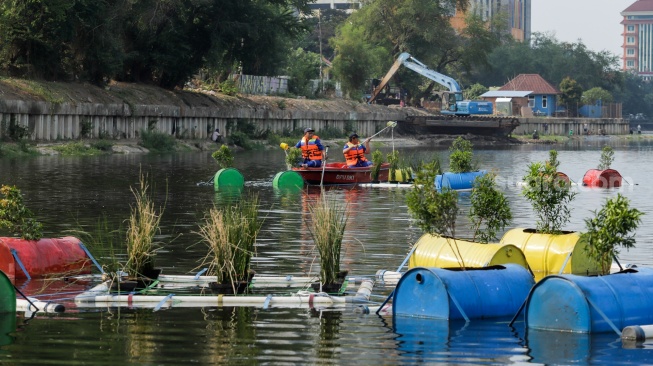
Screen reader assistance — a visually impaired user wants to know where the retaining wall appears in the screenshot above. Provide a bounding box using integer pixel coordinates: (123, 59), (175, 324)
(513, 117), (629, 136)
(0, 99), (408, 141)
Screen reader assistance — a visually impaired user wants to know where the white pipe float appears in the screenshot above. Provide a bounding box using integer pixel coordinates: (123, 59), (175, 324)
(16, 297), (65, 313)
(74, 280), (375, 310)
(375, 270), (402, 284)
(622, 325), (653, 342)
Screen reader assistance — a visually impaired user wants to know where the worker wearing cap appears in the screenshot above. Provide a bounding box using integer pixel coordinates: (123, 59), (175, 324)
(343, 133), (372, 167)
(295, 127), (324, 168)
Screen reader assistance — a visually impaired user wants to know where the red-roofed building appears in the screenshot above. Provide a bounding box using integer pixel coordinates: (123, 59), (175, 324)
(497, 74), (560, 117)
(621, 0), (653, 80)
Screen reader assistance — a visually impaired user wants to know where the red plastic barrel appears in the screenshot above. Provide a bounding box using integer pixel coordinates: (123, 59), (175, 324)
(0, 237), (92, 281)
(582, 169), (622, 188)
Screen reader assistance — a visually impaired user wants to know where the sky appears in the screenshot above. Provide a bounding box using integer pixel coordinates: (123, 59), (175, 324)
(531, 0), (635, 57)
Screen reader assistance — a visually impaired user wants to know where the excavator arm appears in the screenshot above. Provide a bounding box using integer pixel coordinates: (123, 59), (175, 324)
(368, 52), (462, 104)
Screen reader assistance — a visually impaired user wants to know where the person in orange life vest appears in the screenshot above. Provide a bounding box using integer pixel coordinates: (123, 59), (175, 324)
(295, 127), (324, 168)
(343, 133), (372, 167)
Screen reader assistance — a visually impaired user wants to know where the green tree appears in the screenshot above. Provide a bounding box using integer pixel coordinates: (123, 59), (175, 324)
(522, 160), (577, 234)
(0, 185), (43, 240)
(469, 173), (512, 243)
(598, 146), (614, 170)
(406, 157), (460, 238)
(330, 23), (389, 99)
(559, 77), (583, 116)
(582, 87), (614, 105)
(582, 194), (643, 275)
(449, 137), (475, 173)
(286, 48), (321, 97)
(464, 83), (489, 100)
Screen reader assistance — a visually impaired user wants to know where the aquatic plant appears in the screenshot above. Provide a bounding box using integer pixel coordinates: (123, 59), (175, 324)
(449, 137), (475, 173)
(598, 145), (614, 170)
(211, 144), (234, 169)
(0, 185), (43, 240)
(547, 150), (560, 170)
(522, 160), (576, 234)
(197, 194), (262, 288)
(307, 195), (349, 285)
(125, 173), (164, 276)
(285, 147), (303, 170)
(582, 194), (643, 275)
(370, 150), (384, 181)
(469, 172), (512, 243)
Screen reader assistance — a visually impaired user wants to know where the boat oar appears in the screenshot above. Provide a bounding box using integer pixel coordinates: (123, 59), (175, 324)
(362, 121), (398, 143)
(320, 146), (329, 188)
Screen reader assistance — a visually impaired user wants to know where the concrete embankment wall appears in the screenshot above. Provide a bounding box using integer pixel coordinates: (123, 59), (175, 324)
(0, 100), (408, 141)
(0, 98), (632, 141)
(514, 117), (630, 136)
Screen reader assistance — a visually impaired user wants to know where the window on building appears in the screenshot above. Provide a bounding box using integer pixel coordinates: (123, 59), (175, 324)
(628, 25), (635, 32)
(528, 95), (535, 108)
(627, 60), (635, 68)
(627, 36), (635, 44)
(542, 95), (548, 109)
(627, 48), (635, 56)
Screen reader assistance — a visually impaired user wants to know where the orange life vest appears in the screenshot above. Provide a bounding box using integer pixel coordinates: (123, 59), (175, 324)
(299, 135), (323, 161)
(344, 142), (368, 166)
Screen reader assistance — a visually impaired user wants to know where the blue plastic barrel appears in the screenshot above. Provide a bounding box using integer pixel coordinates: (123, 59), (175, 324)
(435, 170), (487, 191)
(524, 267), (653, 333)
(393, 264), (534, 320)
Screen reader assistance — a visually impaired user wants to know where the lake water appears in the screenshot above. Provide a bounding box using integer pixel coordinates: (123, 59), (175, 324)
(2, 136), (653, 364)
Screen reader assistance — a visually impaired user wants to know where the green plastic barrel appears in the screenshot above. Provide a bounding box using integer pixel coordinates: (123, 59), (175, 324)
(213, 168), (244, 190)
(0, 271), (15, 313)
(273, 171), (304, 190)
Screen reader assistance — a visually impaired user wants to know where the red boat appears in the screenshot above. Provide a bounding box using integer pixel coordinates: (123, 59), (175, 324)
(292, 162), (390, 185)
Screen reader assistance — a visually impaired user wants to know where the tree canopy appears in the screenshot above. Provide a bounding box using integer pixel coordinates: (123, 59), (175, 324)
(0, 0), (312, 88)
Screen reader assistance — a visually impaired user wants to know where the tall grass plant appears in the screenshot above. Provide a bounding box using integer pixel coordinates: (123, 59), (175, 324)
(307, 195), (349, 285)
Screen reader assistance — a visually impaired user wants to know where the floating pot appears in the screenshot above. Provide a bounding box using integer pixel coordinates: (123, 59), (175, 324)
(0, 236), (91, 281)
(581, 168), (622, 188)
(435, 170), (487, 191)
(393, 264), (534, 320)
(408, 234), (529, 270)
(213, 168), (245, 190)
(524, 267), (653, 333)
(500, 228), (601, 280)
(272, 171), (304, 190)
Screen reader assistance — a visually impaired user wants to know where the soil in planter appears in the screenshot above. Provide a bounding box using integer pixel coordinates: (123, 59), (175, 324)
(311, 282), (344, 294)
(209, 281), (250, 295)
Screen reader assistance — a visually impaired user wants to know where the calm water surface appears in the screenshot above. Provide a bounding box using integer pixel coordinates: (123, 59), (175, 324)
(2, 137), (653, 364)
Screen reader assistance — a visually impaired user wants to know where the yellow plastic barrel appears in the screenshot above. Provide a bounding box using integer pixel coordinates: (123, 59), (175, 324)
(499, 228), (601, 281)
(408, 234), (529, 269)
(389, 168), (413, 183)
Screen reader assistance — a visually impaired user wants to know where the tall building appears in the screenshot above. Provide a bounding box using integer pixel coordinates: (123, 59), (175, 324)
(307, 0), (531, 42)
(621, 0), (653, 80)
(308, 0), (361, 11)
(451, 0), (531, 42)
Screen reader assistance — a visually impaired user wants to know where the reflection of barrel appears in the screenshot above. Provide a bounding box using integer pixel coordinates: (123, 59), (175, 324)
(408, 234), (529, 269)
(213, 168), (244, 190)
(0, 237), (91, 281)
(435, 171), (486, 191)
(500, 228), (600, 280)
(272, 171), (304, 190)
(525, 268), (653, 333)
(393, 264), (534, 320)
(581, 168), (622, 188)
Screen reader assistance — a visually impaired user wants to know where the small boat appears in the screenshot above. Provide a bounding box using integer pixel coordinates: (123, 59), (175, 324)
(292, 162), (390, 185)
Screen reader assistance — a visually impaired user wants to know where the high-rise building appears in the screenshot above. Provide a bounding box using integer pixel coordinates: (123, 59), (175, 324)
(621, 0), (653, 80)
(308, 1), (531, 43)
(450, 0), (531, 42)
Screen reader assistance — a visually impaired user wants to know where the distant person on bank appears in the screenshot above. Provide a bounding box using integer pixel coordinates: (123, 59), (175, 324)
(211, 128), (222, 143)
(343, 133), (372, 167)
(295, 128), (324, 168)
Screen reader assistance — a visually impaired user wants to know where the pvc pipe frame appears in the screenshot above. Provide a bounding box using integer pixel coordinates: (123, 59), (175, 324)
(75, 280), (375, 310)
(16, 298), (65, 313)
